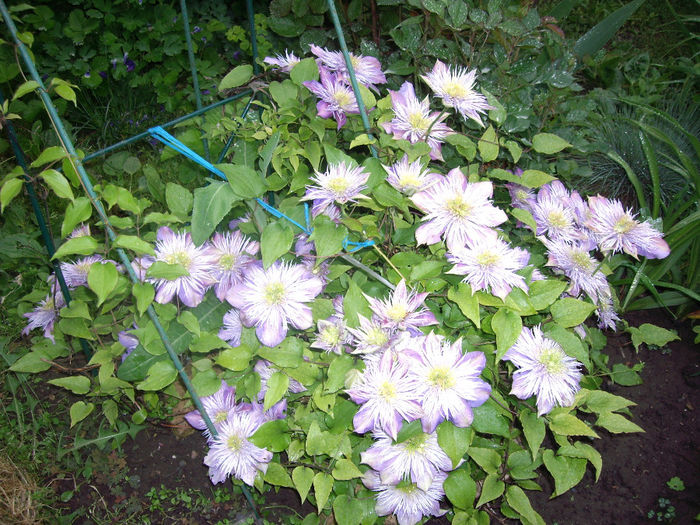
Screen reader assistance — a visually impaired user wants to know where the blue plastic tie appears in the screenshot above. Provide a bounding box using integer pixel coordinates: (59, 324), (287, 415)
(149, 127), (226, 180)
(343, 238), (376, 252)
(255, 198), (310, 234)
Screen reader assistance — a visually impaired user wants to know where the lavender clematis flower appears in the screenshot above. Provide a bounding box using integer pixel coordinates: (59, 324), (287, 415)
(381, 82), (453, 161)
(23, 291), (65, 342)
(150, 226), (217, 307)
(541, 237), (609, 302)
(348, 314), (397, 357)
(421, 59), (493, 126)
(264, 49), (301, 72)
(586, 195), (670, 259)
(411, 168), (507, 251)
(503, 325), (583, 416)
(68, 224), (91, 238)
(118, 326), (139, 362)
(310, 44), (387, 91)
(311, 318), (352, 355)
(446, 238), (529, 300)
(301, 161), (370, 218)
(364, 279), (437, 335)
(185, 380), (239, 440)
(59, 255), (106, 289)
(361, 430), (453, 491)
(303, 68), (360, 129)
(383, 155), (442, 195)
(227, 262), (323, 347)
(401, 333), (491, 433)
(347, 350), (422, 440)
(219, 309), (243, 347)
(207, 230), (259, 302)
(363, 469), (448, 525)
(203, 409), (272, 486)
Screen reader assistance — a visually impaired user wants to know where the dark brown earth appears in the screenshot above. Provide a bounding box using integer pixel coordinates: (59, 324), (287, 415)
(49, 310), (699, 524)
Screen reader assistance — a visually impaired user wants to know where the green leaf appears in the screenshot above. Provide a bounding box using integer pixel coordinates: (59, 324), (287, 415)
(250, 419), (290, 452)
(54, 84), (77, 106)
(510, 207), (537, 231)
(548, 413), (599, 438)
(257, 337), (303, 367)
(61, 197), (92, 237)
(10, 350), (52, 373)
(333, 494), (368, 525)
(310, 215), (347, 257)
(325, 355), (354, 394)
(520, 410), (545, 461)
(292, 466), (314, 503)
(216, 345), (253, 371)
(12, 80), (39, 100)
(331, 458), (363, 480)
(219, 64), (253, 91)
(505, 485), (545, 525)
(58, 317), (94, 339)
(264, 462), (294, 488)
(137, 361), (178, 391)
(69, 401), (95, 427)
(532, 133), (571, 154)
(583, 390), (635, 414)
(520, 169), (555, 188)
(610, 363), (643, 386)
(343, 279), (371, 328)
(146, 261), (189, 280)
(445, 134), (476, 161)
(468, 447), (502, 475)
(542, 449), (587, 496)
(445, 469), (476, 510)
(261, 220), (294, 268)
(437, 422), (472, 468)
(264, 371), (289, 410)
(505, 140), (522, 163)
(396, 420), (424, 444)
(51, 236), (98, 260)
(447, 283), (480, 328)
(191, 181), (240, 246)
(528, 280), (568, 310)
(290, 57), (319, 86)
(39, 169), (74, 201)
(313, 472), (334, 512)
(165, 182), (193, 219)
(218, 164), (268, 199)
(595, 412), (644, 433)
(87, 262), (119, 306)
(492, 308), (522, 361)
(627, 323), (679, 351)
(190, 333), (228, 353)
(550, 297), (597, 328)
(30, 146), (67, 168)
(558, 441), (602, 481)
(114, 235), (155, 256)
(476, 473), (504, 507)
(259, 132), (281, 176)
(544, 323), (591, 371)
(1, 178), (23, 212)
(60, 300), (91, 319)
(132, 282), (154, 316)
(48, 375), (91, 395)
(478, 125), (499, 162)
(472, 402), (511, 437)
(574, 0), (645, 58)
(667, 477), (685, 491)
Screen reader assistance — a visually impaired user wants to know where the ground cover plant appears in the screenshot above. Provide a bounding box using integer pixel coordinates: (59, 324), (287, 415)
(1, 0), (698, 524)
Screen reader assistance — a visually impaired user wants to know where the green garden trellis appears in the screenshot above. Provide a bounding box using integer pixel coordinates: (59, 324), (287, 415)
(0, 0), (378, 516)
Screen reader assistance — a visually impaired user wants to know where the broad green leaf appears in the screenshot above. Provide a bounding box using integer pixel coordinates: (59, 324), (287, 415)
(218, 164), (268, 199)
(548, 413), (599, 438)
(610, 363), (643, 386)
(574, 0), (645, 58)
(114, 235), (155, 255)
(310, 215), (347, 257)
(54, 84), (77, 106)
(445, 468), (476, 510)
(264, 371), (289, 410)
(627, 323), (679, 351)
(146, 261), (189, 280)
(437, 422), (473, 468)
(505, 485), (545, 525)
(290, 57), (319, 86)
(1, 178), (23, 212)
(558, 441), (602, 481)
(87, 262), (119, 306)
(472, 402), (510, 437)
(60, 300), (91, 319)
(190, 333), (228, 353)
(137, 361), (178, 391)
(542, 449), (587, 496)
(10, 350), (52, 373)
(331, 458), (363, 480)
(550, 297), (597, 328)
(262, 462), (294, 488)
(12, 80), (39, 100)
(257, 337), (303, 367)
(333, 494), (368, 525)
(58, 318), (94, 339)
(520, 169), (555, 188)
(445, 133), (476, 161)
(531, 133), (571, 154)
(191, 368), (220, 396)
(259, 131), (281, 176)
(61, 197), (92, 237)
(505, 140), (522, 162)
(219, 64), (253, 91)
(261, 220), (294, 268)
(520, 410), (545, 461)
(132, 282), (155, 316)
(69, 401), (95, 427)
(250, 419), (290, 452)
(468, 447), (501, 475)
(492, 308), (522, 361)
(216, 345), (253, 371)
(292, 466), (314, 503)
(313, 472), (334, 512)
(30, 146), (66, 168)
(478, 125), (499, 162)
(343, 279), (371, 328)
(583, 390), (635, 414)
(476, 473), (504, 507)
(528, 280), (567, 311)
(39, 169), (74, 201)
(51, 236), (98, 260)
(191, 181), (240, 245)
(325, 355), (354, 393)
(165, 182), (193, 219)
(595, 412), (644, 433)
(510, 207), (537, 231)
(48, 375), (91, 395)
(448, 283), (480, 328)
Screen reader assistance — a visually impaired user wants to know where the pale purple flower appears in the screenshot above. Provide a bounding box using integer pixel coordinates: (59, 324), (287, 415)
(446, 237), (529, 300)
(227, 261), (323, 347)
(185, 380), (239, 439)
(421, 60), (493, 126)
(207, 230), (259, 302)
(303, 68), (360, 129)
(253, 359), (306, 400)
(218, 308), (243, 347)
(381, 82), (453, 161)
(264, 49), (301, 72)
(542, 237), (609, 301)
(203, 409), (272, 486)
(531, 190), (579, 242)
(363, 469), (447, 525)
(411, 168), (507, 251)
(347, 350), (422, 440)
(301, 161), (370, 217)
(130, 256), (154, 281)
(310, 44), (387, 91)
(586, 195), (670, 259)
(68, 224), (91, 238)
(595, 289), (620, 331)
(348, 314), (397, 356)
(364, 279), (437, 335)
(311, 318), (352, 355)
(401, 333), (491, 433)
(383, 156), (442, 195)
(361, 430), (452, 491)
(60, 255), (110, 289)
(150, 226), (217, 307)
(118, 327), (139, 362)
(22, 291), (65, 342)
(503, 325), (582, 416)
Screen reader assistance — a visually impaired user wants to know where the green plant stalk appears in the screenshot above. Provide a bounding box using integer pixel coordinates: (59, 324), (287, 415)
(246, 0), (260, 75)
(606, 150), (648, 211)
(325, 0), (378, 158)
(180, 0), (210, 161)
(0, 5), (262, 520)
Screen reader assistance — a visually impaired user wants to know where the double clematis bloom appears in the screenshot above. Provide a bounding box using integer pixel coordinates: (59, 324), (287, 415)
(23, 291), (65, 343)
(310, 44), (387, 92)
(383, 155), (442, 195)
(303, 68), (360, 129)
(263, 49), (301, 72)
(302, 161), (370, 218)
(206, 230), (259, 302)
(364, 279), (437, 335)
(185, 380), (240, 440)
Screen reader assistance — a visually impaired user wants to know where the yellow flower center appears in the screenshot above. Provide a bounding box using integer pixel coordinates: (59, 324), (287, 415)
(408, 112), (431, 132)
(396, 481), (418, 494)
(428, 366), (456, 390)
(165, 251), (191, 269)
(399, 172), (422, 189)
(366, 327), (389, 347)
(538, 346), (565, 374)
(443, 80), (471, 100)
(334, 91), (352, 107)
(227, 434), (245, 452)
(404, 433), (428, 454)
(446, 196), (472, 218)
(516, 189), (529, 201)
(327, 176), (351, 195)
(214, 410), (228, 423)
(218, 253), (238, 270)
(378, 381), (396, 401)
(476, 250), (499, 268)
(386, 303), (407, 322)
(614, 214), (636, 234)
(264, 281), (286, 305)
(350, 56), (360, 69)
(321, 325), (341, 345)
(547, 210), (569, 229)
(571, 251), (594, 271)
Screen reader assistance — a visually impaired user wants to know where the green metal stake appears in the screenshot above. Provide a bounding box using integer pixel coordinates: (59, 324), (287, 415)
(326, 0), (378, 158)
(0, 4), (260, 520)
(180, 0), (210, 161)
(246, 0), (261, 75)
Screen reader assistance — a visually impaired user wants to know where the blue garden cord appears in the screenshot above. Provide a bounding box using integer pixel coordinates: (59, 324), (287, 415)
(148, 127), (375, 252)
